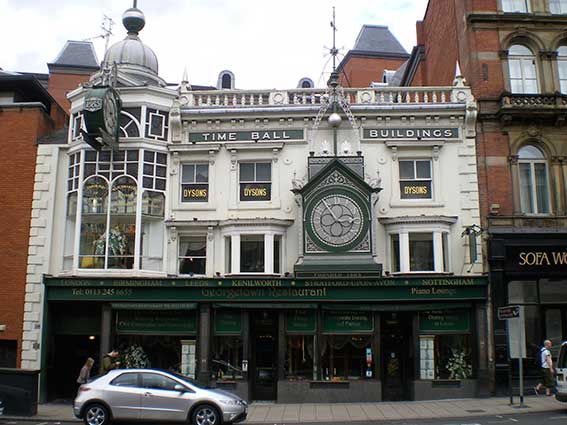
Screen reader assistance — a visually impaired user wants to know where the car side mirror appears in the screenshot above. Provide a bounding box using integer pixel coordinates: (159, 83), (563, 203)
(174, 384), (186, 392)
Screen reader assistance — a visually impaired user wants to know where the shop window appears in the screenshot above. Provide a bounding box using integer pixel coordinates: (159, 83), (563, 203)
(285, 335), (314, 379)
(550, 0), (567, 13)
(419, 334), (472, 380)
(502, 0), (529, 12)
(321, 335), (372, 379)
(178, 236), (207, 275)
(518, 145), (550, 214)
(508, 44), (538, 94)
(181, 163), (209, 203)
(212, 336), (244, 380)
(241, 235), (264, 273)
(557, 46), (567, 93)
(399, 159), (432, 200)
(508, 280), (538, 303)
(239, 162), (271, 202)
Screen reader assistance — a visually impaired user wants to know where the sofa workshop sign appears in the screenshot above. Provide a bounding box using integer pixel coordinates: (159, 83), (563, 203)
(189, 129), (304, 143)
(363, 128), (459, 140)
(505, 246), (567, 272)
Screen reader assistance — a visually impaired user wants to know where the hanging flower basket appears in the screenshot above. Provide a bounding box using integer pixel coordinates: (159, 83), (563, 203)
(94, 225), (127, 256)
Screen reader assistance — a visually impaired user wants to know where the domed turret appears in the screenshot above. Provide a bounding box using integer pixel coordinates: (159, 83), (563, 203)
(101, 7), (163, 85)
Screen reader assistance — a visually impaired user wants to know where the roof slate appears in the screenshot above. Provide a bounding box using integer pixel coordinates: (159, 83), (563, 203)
(50, 41), (99, 68)
(352, 25), (408, 55)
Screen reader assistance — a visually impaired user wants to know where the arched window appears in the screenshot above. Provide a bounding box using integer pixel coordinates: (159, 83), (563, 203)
(550, 0), (567, 14)
(508, 44), (538, 93)
(518, 145), (550, 214)
(222, 73), (232, 89)
(557, 46), (567, 93)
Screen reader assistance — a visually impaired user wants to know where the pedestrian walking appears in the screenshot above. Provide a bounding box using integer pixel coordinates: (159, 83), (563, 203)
(76, 357), (95, 388)
(535, 339), (554, 396)
(100, 349), (120, 374)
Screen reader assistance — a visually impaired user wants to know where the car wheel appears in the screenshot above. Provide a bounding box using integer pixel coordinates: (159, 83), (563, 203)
(83, 403), (111, 425)
(192, 404), (220, 425)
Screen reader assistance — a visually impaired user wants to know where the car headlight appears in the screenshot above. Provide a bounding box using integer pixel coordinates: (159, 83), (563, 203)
(219, 399), (238, 406)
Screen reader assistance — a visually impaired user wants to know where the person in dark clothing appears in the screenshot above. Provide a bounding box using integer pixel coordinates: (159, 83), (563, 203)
(100, 350), (120, 374)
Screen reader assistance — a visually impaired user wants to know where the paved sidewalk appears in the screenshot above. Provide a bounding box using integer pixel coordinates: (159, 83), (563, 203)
(2, 396), (565, 423)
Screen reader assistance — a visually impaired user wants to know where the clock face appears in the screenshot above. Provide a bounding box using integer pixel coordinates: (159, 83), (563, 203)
(103, 90), (118, 136)
(310, 193), (364, 248)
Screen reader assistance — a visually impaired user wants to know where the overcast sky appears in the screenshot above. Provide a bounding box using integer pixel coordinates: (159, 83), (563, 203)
(1, 0), (428, 89)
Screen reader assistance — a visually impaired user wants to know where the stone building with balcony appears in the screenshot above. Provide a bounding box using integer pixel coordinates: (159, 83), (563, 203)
(23, 5), (485, 403)
(371, 0), (567, 393)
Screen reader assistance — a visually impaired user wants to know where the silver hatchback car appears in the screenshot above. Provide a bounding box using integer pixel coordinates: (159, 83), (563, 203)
(74, 369), (247, 425)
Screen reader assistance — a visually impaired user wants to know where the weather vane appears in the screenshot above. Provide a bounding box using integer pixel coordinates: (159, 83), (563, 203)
(310, 7), (359, 156)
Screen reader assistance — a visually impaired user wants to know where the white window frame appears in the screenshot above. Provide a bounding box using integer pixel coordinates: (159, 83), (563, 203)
(550, 0), (567, 14)
(508, 45), (539, 94)
(385, 222), (453, 274)
(389, 149), (444, 208)
(178, 235), (207, 276)
(221, 225), (286, 275)
(518, 146), (551, 215)
(226, 143), (282, 210)
(181, 163), (209, 204)
(502, 0), (530, 12)
(398, 159), (433, 200)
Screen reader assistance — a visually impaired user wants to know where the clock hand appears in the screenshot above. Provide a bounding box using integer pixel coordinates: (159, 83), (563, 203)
(322, 200), (339, 221)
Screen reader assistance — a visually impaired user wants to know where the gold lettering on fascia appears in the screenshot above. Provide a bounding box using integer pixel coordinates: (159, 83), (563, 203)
(411, 287), (458, 296)
(243, 187), (267, 197)
(200, 287), (327, 299)
(518, 251), (567, 266)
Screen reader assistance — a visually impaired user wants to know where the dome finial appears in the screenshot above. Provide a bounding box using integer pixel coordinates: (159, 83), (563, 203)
(122, 1), (145, 35)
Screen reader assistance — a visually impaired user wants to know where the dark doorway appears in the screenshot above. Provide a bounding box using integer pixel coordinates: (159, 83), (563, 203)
(381, 312), (413, 401)
(47, 335), (99, 401)
(251, 311), (277, 400)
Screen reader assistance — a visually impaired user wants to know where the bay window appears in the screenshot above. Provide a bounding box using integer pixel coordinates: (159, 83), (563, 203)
(69, 148), (166, 272)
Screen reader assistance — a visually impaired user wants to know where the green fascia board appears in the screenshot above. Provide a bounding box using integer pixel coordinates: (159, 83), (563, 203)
(111, 302), (197, 310)
(44, 275), (488, 288)
(214, 303), (318, 309)
(321, 302), (471, 312)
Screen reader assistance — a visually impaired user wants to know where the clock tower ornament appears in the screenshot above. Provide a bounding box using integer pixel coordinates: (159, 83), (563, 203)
(293, 9), (382, 277)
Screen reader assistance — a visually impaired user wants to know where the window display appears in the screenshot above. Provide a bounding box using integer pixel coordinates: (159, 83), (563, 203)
(320, 335), (373, 380)
(285, 335), (314, 379)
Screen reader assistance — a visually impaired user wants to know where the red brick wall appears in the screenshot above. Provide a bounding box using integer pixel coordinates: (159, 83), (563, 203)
(0, 108), (54, 366)
(48, 72), (91, 112)
(338, 57), (408, 87)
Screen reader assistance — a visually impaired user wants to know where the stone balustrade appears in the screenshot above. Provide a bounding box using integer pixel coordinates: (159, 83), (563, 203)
(183, 86), (461, 108)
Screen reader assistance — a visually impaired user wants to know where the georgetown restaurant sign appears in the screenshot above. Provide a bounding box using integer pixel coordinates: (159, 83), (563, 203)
(189, 129), (304, 143)
(363, 127), (459, 140)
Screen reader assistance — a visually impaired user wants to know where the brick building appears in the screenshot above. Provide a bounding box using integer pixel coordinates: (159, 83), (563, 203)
(337, 25), (410, 87)
(0, 42), (98, 368)
(385, 0), (567, 393)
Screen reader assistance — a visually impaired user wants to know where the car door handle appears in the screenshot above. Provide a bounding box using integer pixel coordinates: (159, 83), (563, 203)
(144, 392), (152, 397)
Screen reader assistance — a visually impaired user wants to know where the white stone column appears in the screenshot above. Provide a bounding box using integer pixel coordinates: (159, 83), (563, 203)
(264, 233), (274, 274)
(433, 232), (444, 272)
(231, 234), (240, 274)
(400, 232), (410, 272)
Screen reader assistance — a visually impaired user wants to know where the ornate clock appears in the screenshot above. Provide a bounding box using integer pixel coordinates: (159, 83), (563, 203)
(82, 87), (121, 150)
(306, 190), (369, 251)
